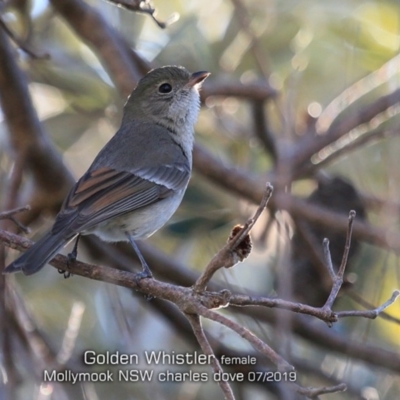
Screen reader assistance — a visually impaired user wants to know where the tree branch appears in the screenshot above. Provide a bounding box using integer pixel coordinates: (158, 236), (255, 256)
(194, 183), (273, 292)
(186, 313), (235, 400)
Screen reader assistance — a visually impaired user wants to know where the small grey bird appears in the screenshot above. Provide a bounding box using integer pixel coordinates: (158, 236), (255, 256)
(4, 66), (209, 277)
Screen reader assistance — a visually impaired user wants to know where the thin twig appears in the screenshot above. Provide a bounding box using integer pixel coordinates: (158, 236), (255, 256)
(196, 304), (294, 371)
(106, 0), (173, 28)
(322, 211), (356, 311)
(186, 314), (235, 400)
(293, 217), (331, 287)
(0, 206), (31, 233)
(229, 290), (400, 324)
(0, 206), (31, 220)
(193, 183), (273, 292)
(0, 17), (49, 59)
(230, 294), (336, 323)
(347, 290), (400, 324)
(295, 382), (347, 398)
(336, 290), (400, 319)
(322, 238), (336, 280)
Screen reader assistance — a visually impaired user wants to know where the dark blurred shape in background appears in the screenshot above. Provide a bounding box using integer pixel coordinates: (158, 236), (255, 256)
(288, 176), (366, 306)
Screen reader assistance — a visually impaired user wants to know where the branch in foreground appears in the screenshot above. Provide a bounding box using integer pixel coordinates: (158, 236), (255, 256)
(196, 303), (293, 372)
(3, 227), (398, 330)
(322, 210), (356, 311)
(295, 382), (347, 398)
(347, 290), (400, 324)
(186, 313), (234, 400)
(193, 182), (273, 292)
(229, 290), (399, 325)
(336, 290), (400, 319)
(92, 237), (400, 371)
(2, 229), (398, 397)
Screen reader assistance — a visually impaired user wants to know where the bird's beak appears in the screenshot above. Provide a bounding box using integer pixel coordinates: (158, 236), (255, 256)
(186, 71), (210, 88)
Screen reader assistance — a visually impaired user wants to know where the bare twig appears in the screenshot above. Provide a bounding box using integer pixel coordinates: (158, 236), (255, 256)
(193, 183), (273, 292)
(106, 0), (175, 29)
(230, 294), (336, 324)
(229, 289), (399, 325)
(186, 314), (235, 400)
(0, 206), (31, 233)
(295, 382), (347, 398)
(293, 217), (331, 288)
(0, 17), (48, 59)
(196, 304), (293, 371)
(231, 183), (273, 248)
(347, 290), (400, 324)
(336, 290), (400, 319)
(322, 238), (336, 280)
(0, 206), (31, 221)
(322, 211), (356, 311)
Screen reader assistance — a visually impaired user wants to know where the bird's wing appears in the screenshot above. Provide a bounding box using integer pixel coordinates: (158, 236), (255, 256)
(52, 163), (190, 235)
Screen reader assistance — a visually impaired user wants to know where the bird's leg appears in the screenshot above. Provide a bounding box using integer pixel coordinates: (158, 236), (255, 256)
(126, 233), (153, 282)
(68, 234), (80, 264)
(58, 235), (81, 279)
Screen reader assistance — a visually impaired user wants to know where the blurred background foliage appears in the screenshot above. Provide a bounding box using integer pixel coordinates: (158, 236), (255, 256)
(1, 0), (400, 399)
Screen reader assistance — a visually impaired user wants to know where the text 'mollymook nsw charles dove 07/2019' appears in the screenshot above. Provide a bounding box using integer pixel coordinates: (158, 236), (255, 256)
(4, 66), (210, 278)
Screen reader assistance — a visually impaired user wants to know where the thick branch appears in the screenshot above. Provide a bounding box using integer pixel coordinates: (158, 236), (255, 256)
(3, 229), (400, 372)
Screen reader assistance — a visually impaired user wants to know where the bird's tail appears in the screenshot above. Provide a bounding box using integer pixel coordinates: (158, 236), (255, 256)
(3, 230), (68, 275)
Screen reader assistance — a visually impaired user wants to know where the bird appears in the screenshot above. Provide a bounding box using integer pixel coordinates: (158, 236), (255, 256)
(4, 66), (210, 277)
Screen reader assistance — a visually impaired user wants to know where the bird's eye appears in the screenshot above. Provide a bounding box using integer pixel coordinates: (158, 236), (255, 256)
(158, 83), (172, 93)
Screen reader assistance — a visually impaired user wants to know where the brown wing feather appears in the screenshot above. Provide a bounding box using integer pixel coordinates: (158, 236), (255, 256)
(52, 164), (187, 235)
